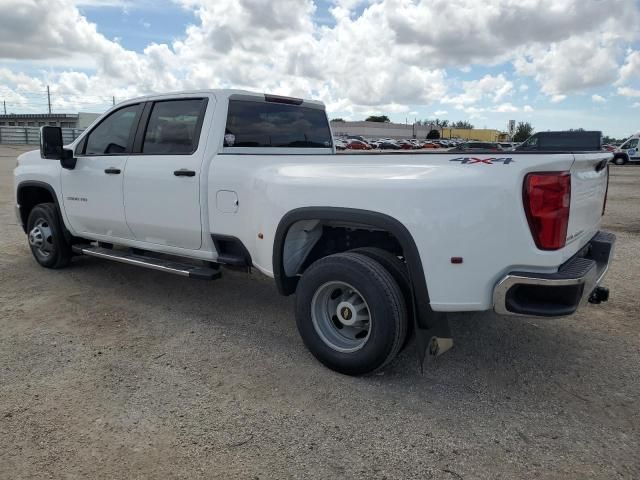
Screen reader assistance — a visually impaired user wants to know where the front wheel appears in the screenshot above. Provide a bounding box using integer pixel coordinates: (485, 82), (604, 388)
(613, 155), (627, 165)
(295, 252), (408, 375)
(26, 203), (72, 269)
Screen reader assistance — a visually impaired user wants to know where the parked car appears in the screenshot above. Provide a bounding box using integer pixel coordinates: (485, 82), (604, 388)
(396, 141), (414, 150)
(377, 141), (400, 149)
(334, 139), (347, 150)
(14, 88), (615, 376)
(346, 139), (371, 150)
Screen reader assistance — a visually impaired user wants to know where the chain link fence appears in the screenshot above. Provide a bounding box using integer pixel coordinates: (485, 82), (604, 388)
(0, 127), (84, 145)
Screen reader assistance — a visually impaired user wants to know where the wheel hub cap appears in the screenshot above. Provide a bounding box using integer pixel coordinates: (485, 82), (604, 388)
(311, 281), (371, 353)
(28, 219), (54, 257)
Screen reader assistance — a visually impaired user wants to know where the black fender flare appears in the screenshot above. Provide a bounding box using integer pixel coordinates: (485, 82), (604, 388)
(16, 180), (62, 233)
(272, 207), (439, 330)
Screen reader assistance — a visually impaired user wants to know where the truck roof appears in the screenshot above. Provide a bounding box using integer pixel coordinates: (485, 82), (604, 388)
(120, 89), (326, 109)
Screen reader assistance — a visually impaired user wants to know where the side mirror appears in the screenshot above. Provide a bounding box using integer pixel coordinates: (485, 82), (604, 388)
(40, 126), (64, 159)
(40, 126), (77, 169)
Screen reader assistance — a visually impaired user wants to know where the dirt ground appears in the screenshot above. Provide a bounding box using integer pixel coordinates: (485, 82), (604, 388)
(1, 144), (638, 479)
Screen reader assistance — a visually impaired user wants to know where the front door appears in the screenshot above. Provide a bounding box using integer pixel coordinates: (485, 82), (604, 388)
(623, 138), (639, 161)
(61, 103), (143, 239)
(123, 98), (209, 250)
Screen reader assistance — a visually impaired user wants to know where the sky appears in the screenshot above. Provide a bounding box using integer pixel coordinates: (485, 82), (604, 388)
(0, 0), (639, 138)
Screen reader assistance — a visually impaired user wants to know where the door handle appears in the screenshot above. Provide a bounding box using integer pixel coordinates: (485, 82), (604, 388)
(104, 167), (121, 174)
(174, 169), (196, 177)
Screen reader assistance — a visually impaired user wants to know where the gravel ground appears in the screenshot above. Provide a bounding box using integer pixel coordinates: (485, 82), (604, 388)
(1, 145), (638, 479)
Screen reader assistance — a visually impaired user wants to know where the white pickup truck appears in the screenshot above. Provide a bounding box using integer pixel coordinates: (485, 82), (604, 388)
(14, 89), (615, 375)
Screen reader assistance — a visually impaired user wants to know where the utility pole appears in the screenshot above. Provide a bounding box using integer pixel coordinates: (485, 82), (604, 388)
(46, 85), (51, 114)
(112, 96), (115, 106)
(3, 100), (6, 115)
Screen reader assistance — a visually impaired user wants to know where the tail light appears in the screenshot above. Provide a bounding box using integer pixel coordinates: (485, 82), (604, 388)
(523, 172), (571, 250)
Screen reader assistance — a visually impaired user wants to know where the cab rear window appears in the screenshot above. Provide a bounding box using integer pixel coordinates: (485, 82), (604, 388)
(224, 100), (332, 148)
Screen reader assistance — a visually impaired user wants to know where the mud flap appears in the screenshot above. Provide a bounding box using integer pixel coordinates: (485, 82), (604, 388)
(413, 310), (453, 373)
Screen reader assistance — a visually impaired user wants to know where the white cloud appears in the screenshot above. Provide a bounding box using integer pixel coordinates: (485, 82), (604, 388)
(443, 74), (513, 106)
(618, 86), (640, 97)
(618, 50), (640, 85)
(434, 110), (448, 115)
(632, 102), (640, 108)
(0, 0), (638, 116)
(513, 36), (622, 99)
(523, 105), (534, 112)
(551, 94), (567, 103)
(460, 106), (486, 119)
(492, 102), (518, 113)
(519, 84), (529, 92)
(591, 94), (606, 103)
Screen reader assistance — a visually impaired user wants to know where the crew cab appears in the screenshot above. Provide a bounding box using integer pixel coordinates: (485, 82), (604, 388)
(14, 89), (615, 375)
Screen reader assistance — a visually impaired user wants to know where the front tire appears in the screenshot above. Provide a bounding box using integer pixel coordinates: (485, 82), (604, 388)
(26, 203), (72, 269)
(295, 252), (408, 375)
(613, 155), (627, 166)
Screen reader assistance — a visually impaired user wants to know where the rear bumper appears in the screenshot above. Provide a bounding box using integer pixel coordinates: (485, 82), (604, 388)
(493, 231), (615, 317)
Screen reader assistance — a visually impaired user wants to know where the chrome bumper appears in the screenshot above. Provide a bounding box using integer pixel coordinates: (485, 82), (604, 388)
(494, 231), (615, 317)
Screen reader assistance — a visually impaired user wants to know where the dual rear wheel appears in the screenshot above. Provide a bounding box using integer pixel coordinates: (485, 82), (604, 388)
(295, 250), (411, 376)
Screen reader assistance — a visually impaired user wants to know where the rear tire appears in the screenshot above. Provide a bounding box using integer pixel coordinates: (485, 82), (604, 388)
(295, 252), (408, 375)
(26, 203), (72, 269)
(613, 155), (627, 165)
(350, 247), (414, 346)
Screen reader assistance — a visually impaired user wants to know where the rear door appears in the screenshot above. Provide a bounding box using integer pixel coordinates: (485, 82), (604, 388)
(123, 97), (210, 250)
(61, 103), (142, 238)
(566, 153), (610, 248)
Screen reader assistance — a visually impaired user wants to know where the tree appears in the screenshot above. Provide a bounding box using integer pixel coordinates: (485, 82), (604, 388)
(421, 118), (449, 128)
(365, 115), (390, 123)
(331, 118), (345, 122)
(603, 135), (622, 144)
(452, 120), (474, 129)
(513, 121), (534, 142)
(427, 129), (441, 139)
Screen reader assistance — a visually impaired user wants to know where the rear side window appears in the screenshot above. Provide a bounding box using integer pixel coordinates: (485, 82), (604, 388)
(142, 99), (206, 154)
(224, 100), (332, 148)
(85, 104), (141, 155)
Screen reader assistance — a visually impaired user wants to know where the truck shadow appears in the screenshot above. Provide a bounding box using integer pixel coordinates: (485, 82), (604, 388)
(29, 254), (631, 411)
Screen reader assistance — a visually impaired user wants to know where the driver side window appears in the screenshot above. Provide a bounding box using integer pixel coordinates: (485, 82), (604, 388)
(83, 104), (141, 155)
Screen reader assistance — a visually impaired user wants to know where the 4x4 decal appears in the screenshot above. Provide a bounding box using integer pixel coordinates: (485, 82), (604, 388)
(450, 157), (514, 165)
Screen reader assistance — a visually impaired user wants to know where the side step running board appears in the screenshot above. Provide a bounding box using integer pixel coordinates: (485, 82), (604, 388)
(72, 246), (221, 280)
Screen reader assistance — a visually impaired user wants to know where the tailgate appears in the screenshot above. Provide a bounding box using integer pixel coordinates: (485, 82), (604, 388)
(566, 153), (610, 251)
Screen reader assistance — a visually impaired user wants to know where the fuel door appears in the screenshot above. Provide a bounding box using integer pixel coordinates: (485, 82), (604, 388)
(216, 190), (239, 214)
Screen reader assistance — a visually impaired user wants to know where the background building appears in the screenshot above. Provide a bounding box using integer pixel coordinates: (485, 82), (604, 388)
(440, 128), (508, 142)
(0, 112), (99, 129)
(330, 120), (508, 141)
